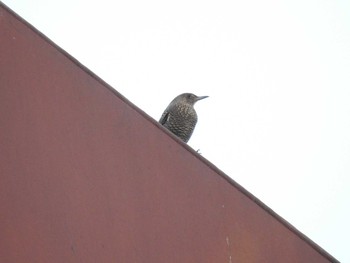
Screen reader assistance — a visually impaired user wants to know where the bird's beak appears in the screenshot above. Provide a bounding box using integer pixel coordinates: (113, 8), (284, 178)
(196, 96), (209, 101)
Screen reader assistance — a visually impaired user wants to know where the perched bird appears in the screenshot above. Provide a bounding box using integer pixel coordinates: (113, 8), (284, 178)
(159, 93), (208, 143)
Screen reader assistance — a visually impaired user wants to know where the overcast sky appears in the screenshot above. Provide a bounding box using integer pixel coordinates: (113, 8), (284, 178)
(3, 0), (350, 261)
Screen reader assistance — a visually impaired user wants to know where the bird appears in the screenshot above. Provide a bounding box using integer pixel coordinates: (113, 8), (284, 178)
(159, 93), (208, 143)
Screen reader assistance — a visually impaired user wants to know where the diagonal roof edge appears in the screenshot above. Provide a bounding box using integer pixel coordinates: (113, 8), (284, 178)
(1, 2), (339, 262)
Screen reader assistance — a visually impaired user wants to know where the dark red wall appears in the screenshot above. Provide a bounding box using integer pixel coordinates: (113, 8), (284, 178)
(0, 3), (338, 263)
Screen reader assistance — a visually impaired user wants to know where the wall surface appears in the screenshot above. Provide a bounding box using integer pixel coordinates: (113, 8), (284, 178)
(0, 3), (338, 263)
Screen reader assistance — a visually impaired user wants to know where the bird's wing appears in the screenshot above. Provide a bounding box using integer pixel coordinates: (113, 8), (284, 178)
(159, 111), (170, 125)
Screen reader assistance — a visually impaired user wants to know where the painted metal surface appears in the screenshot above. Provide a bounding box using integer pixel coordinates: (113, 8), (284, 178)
(0, 3), (338, 262)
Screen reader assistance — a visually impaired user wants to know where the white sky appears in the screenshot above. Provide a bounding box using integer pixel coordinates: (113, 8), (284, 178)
(4, 0), (350, 261)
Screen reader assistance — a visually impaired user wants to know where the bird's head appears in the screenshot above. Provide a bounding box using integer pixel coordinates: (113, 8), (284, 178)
(177, 93), (209, 106)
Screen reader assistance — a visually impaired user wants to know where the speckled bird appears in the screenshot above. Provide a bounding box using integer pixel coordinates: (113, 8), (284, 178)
(159, 93), (208, 143)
